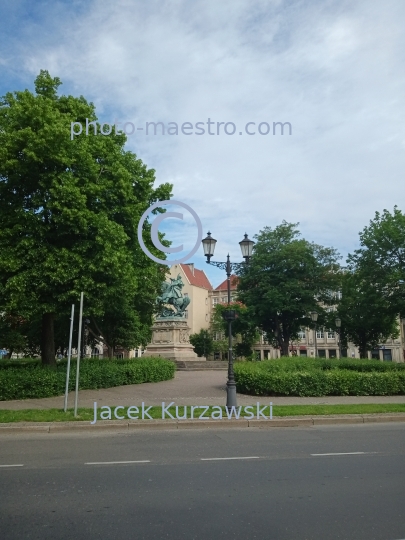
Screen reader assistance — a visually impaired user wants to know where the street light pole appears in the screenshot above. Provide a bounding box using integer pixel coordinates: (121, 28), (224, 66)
(310, 311), (318, 358)
(202, 232), (254, 409)
(74, 292), (84, 417)
(225, 254), (236, 407)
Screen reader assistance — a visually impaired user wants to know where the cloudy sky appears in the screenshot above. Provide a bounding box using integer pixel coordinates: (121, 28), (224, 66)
(1, 0), (404, 286)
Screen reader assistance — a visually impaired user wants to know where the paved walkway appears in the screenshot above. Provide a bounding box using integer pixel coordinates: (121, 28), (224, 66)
(0, 371), (404, 410)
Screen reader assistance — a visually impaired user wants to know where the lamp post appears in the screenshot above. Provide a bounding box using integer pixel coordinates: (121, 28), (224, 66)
(310, 311), (318, 358)
(202, 232), (254, 409)
(335, 317), (342, 359)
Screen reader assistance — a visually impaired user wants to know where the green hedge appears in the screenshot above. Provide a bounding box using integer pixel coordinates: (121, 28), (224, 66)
(0, 357), (176, 401)
(234, 358), (405, 396)
(244, 357), (405, 373)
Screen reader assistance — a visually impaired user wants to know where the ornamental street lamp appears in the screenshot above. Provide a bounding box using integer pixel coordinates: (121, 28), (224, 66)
(335, 317), (342, 359)
(310, 310), (318, 358)
(202, 232), (254, 409)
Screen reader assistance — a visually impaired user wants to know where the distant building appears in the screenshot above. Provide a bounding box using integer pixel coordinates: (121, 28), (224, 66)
(168, 263), (212, 335)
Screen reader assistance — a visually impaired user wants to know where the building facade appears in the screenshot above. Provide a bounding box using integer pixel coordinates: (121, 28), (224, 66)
(168, 263), (212, 335)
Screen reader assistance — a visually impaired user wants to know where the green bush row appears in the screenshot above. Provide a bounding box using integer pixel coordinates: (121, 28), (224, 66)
(0, 358), (41, 369)
(245, 357), (405, 372)
(0, 358), (176, 401)
(234, 364), (405, 397)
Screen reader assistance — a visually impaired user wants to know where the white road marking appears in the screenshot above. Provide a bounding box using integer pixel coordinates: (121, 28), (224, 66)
(85, 460), (151, 465)
(201, 456), (260, 461)
(310, 452), (376, 456)
(0, 464), (24, 468)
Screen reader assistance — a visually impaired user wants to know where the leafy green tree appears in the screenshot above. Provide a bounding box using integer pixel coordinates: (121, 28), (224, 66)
(347, 207), (405, 317)
(237, 222), (341, 356)
(0, 312), (28, 358)
(212, 301), (259, 358)
(189, 329), (214, 358)
(0, 70), (172, 365)
(89, 282), (157, 359)
(336, 270), (399, 358)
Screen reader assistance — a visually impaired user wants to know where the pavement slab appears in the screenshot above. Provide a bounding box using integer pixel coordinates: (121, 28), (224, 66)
(0, 370), (404, 410)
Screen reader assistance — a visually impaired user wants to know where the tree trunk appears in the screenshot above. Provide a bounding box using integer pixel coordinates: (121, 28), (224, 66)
(280, 339), (289, 357)
(107, 345), (114, 359)
(41, 312), (56, 366)
(359, 341), (368, 359)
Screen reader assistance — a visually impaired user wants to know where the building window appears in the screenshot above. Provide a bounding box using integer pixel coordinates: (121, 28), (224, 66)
(327, 330), (335, 339)
(205, 298), (208, 305)
(184, 310), (188, 319)
(221, 296), (227, 303)
(383, 349), (392, 361)
(264, 350), (270, 359)
(205, 314), (208, 321)
(316, 330), (324, 339)
(328, 349), (337, 358)
(214, 352), (220, 360)
(212, 297), (219, 305)
(299, 349), (307, 357)
(298, 328), (306, 339)
(371, 349), (380, 359)
(318, 349), (326, 357)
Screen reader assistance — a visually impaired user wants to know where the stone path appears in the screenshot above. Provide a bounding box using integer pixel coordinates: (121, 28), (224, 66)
(0, 371), (404, 410)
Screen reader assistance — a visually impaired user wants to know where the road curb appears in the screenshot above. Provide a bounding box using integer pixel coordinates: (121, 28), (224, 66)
(0, 413), (405, 433)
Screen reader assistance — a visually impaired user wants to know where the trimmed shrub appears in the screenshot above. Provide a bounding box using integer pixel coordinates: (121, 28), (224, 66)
(0, 357), (176, 401)
(234, 359), (405, 397)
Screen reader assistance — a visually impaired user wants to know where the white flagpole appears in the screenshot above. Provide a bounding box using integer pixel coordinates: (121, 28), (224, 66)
(64, 304), (75, 412)
(74, 292), (84, 417)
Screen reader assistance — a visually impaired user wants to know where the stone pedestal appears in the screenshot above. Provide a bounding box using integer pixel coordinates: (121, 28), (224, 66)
(143, 317), (205, 362)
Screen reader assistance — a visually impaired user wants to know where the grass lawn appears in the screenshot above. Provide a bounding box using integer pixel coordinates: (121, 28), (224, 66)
(0, 403), (405, 423)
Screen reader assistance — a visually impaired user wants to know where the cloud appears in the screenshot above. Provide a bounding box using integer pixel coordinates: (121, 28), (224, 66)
(1, 0), (404, 284)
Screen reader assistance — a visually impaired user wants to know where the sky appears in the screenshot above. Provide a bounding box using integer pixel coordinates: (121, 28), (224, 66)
(0, 0), (404, 287)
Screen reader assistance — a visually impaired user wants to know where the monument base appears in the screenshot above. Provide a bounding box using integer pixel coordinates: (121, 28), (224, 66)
(143, 317), (205, 362)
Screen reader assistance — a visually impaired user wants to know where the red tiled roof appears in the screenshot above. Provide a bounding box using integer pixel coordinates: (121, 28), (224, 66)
(215, 275), (239, 291)
(180, 264), (212, 290)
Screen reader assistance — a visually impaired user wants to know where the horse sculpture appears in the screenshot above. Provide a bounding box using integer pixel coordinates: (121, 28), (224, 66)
(156, 274), (191, 317)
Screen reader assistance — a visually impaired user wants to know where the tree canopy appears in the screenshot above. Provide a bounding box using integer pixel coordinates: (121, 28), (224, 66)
(336, 270), (399, 358)
(237, 222), (341, 356)
(0, 70), (172, 364)
(347, 207), (405, 318)
(189, 329), (214, 358)
(211, 301), (259, 358)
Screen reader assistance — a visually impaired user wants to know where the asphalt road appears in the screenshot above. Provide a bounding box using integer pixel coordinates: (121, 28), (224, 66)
(1, 423), (404, 540)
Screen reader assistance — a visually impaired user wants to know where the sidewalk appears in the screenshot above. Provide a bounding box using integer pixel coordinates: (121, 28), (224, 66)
(1, 371), (404, 410)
